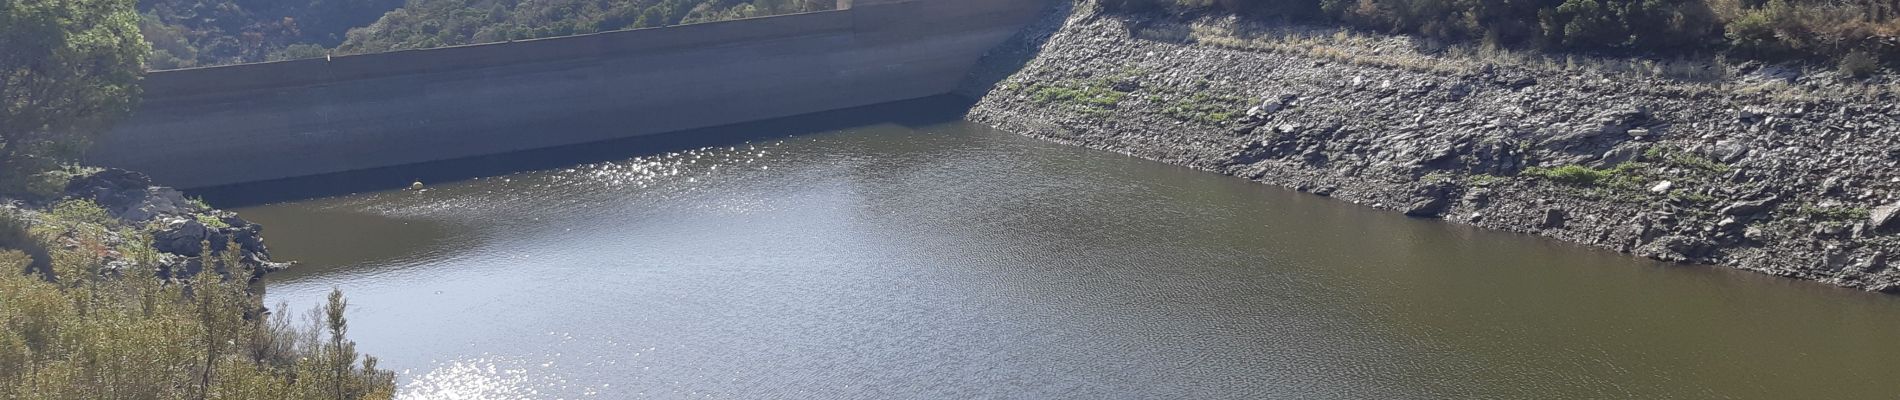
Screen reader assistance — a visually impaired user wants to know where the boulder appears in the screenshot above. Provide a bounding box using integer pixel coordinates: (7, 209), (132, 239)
(1499, 75), (1536, 89)
(1246, 94), (1297, 118)
(1222, 140), (1272, 167)
(153, 218), (215, 257)
(119, 188), (193, 221)
(1402, 179), (1460, 218)
(1871, 202), (1900, 233)
(1446, 82), (1474, 100)
(1744, 225), (1771, 243)
(63, 168), (202, 222)
(1857, 251), (1888, 273)
(1404, 194), (1450, 217)
(1719, 196), (1778, 216)
(1598, 103), (1650, 128)
(149, 213), (281, 276)
(1705, 141), (1751, 163)
(1649, 180), (1674, 194)
(1461, 187), (1493, 206)
(1597, 143), (1649, 167)
(63, 169), (152, 207)
(1540, 208), (1567, 229)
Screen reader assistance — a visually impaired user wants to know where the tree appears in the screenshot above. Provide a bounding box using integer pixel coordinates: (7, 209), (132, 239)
(0, 0), (147, 196)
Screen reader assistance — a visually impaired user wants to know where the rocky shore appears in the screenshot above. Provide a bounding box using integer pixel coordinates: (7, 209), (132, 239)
(965, 3), (1900, 292)
(7, 169), (285, 281)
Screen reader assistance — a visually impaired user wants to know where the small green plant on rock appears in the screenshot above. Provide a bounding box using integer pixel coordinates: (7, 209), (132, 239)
(1026, 80), (1128, 114)
(1030, 84), (1123, 106)
(1798, 205), (1870, 221)
(1646, 146), (1729, 174)
(1522, 163), (1651, 192)
(196, 214), (231, 229)
(1022, 69), (1154, 116)
(1523, 164), (1612, 185)
(1465, 174), (1505, 186)
(1162, 92), (1248, 124)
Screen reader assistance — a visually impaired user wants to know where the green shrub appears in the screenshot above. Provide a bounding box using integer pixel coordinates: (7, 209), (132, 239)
(1839, 51), (1879, 78)
(0, 250), (27, 271)
(0, 163), (89, 201)
(1522, 163), (1652, 191)
(268, 43), (332, 62)
(44, 200), (114, 229)
(1031, 84), (1128, 107)
(1524, 164), (1614, 185)
(1646, 146), (1729, 173)
(197, 214), (233, 229)
(0, 210), (28, 246)
(1025, 77), (1132, 116)
(1, 0), (145, 199)
(1724, 8), (1786, 58)
(1162, 93), (1247, 124)
(0, 268), (396, 398)
(1547, 0), (1630, 51)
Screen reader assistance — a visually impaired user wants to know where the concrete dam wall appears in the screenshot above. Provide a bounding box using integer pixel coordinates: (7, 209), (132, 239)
(91, 0), (1046, 188)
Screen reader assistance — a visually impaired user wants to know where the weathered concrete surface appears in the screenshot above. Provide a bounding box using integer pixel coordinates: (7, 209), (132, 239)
(92, 0), (1046, 188)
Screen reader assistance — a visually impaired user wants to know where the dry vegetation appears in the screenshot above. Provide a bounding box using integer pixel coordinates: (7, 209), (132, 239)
(0, 202), (395, 399)
(1133, 12), (1899, 102)
(1107, 0), (1900, 82)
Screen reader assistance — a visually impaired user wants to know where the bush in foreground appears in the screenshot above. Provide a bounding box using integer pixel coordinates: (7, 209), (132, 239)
(0, 204), (395, 399)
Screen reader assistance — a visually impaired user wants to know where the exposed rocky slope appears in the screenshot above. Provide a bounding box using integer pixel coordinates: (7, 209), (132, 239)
(966, 3), (1900, 293)
(9, 169), (286, 280)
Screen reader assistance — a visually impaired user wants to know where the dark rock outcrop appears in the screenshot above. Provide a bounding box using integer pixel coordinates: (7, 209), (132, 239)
(62, 169), (286, 280)
(65, 169), (204, 221)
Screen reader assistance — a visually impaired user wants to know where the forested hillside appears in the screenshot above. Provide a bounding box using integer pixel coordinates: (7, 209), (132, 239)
(334, 0), (831, 54)
(130, 0), (1900, 72)
(138, 0), (406, 68)
(135, 0), (832, 68)
(1107, 0), (1897, 73)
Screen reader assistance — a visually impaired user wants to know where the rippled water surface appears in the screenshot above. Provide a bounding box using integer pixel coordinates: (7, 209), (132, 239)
(230, 99), (1900, 399)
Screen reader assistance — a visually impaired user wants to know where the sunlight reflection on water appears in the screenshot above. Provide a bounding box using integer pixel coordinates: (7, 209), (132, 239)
(400, 356), (553, 400)
(399, 332), (636, 399)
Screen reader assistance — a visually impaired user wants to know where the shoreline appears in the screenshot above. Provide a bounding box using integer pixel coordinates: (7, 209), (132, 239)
(964, 2), (1900, 293)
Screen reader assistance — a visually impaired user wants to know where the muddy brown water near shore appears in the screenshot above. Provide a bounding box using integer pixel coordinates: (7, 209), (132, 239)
(225, 98), (1900, 399)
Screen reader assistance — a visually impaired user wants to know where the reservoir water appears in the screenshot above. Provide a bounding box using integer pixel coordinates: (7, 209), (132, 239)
(226, 98), (1900, 399)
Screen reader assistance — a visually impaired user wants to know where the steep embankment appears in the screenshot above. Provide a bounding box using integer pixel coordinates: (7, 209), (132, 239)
(967, 4), (1900, 292)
